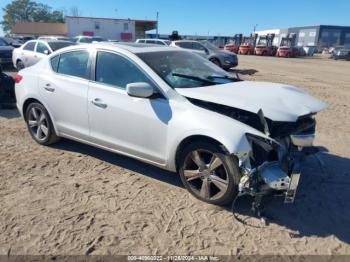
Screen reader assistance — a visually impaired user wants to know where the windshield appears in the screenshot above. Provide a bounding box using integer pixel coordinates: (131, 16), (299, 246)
(258, 39), (267, 45)
(280, 39), (292, 47)
(48, 42), (76, 51)
(137, 51), (239, 89)
(200, 40), (218, 51)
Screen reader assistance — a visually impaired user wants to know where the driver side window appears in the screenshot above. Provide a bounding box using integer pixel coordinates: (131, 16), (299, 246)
(95, 51), (151, 89)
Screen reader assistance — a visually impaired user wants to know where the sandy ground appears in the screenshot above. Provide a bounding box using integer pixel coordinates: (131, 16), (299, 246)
(0, 55), (350, 256)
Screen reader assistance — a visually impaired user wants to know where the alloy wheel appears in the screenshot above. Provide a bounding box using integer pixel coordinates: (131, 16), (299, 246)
(182, 149), (229, 201)
(28, 107), (49, 141)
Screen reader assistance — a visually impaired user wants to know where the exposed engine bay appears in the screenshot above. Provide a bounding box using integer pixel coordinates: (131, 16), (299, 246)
(187, 97), (316, 210)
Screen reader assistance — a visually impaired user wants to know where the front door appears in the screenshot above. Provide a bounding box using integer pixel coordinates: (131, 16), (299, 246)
(88, 51), (170, 164)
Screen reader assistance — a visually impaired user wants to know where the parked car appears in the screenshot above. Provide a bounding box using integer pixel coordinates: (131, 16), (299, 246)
(12, 40), (76, 70)
(0, 37), (15, 66)
(15, 43), (327, 206)
(10, 36), (35, 44)
(171, 40), (238, 69)
(38, 36), (73, 41)
(331, 46), (350, 60)
(0, 65), (16, 108)
(136, 39), (171, 46)
(73, 36), (107, 44)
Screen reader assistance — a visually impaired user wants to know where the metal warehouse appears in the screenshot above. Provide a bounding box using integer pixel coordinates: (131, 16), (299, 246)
(255, 25), (350, 48)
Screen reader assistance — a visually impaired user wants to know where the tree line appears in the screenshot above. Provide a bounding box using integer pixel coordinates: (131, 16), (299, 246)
(1, 0), (81, 35)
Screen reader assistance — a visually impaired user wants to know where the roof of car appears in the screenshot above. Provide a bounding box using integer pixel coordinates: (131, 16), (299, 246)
(137, 39), (168, 41)
(94, 42), (177, 53)
(51, 41), (181, 55)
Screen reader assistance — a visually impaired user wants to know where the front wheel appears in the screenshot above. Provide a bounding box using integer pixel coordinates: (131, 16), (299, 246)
(179, 141), (240, 206)
(25, 102), (60, 145)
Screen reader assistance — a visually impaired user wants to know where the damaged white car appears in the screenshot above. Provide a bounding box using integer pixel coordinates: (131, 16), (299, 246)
(15, 43), (327, 206)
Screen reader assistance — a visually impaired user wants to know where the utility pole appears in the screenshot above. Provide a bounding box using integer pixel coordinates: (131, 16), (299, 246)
(156, 11), (159, 38)
(253, 24), (258, 33)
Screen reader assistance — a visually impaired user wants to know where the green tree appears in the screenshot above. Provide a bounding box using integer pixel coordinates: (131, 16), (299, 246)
(1, 0), (64, 34)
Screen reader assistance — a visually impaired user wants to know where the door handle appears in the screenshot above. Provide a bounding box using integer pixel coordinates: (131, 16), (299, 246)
(91, 98), (107, 109)
(43, 83), (55, 92)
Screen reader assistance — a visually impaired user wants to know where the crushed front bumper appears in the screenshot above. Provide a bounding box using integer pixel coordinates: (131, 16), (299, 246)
(239, 133), (311, 203)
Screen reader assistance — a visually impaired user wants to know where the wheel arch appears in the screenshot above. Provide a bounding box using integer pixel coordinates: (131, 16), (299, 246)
(22, 98), (41, 119)
(22, 97), (59, 135)
(174, 135), (229, 172)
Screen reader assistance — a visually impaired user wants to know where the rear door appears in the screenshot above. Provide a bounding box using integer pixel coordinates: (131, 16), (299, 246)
(38, 50), (91, 140)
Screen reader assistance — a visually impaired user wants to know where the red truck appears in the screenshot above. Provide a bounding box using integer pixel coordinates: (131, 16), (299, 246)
(238, 34), (258, 55)
(224, 34), (242, 54)
(254, 34), (277, 56)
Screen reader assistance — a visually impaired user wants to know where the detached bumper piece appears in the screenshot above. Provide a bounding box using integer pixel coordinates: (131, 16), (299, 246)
(284, 152), (302, 203)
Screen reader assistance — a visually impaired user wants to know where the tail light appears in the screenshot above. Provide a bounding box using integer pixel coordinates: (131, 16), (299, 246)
(15, 74), (23, 84)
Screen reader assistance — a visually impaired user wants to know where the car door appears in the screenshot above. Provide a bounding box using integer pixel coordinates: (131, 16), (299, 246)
(21, 41), (37, 67)
(88, 50), (170, 164)
(191, 42), (208, 58)
(34, 41), (51, 64)
(38, 50), (91, 140)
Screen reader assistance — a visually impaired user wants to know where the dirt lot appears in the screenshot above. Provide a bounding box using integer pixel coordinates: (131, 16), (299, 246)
(0, 55), (350, 255)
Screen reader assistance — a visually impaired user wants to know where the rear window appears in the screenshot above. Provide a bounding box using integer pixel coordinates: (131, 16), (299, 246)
(176, 42), (192, 49)
(23, 42), (36, 51)
(57, 51), (90, 79)
(48, 42), (76, 51)
(79, 38), (93, 43)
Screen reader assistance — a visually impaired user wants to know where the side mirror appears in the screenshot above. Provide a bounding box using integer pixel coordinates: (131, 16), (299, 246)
(44, 50), (50, 55)
(126, 82), (155, 98)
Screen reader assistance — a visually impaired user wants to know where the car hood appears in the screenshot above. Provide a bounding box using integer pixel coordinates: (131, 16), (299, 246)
(175, 81), (328, 122)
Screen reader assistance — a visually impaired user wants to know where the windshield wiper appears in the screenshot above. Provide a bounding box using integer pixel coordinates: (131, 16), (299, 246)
(207, 75), (241, 82)
(172, 73), (216, 85)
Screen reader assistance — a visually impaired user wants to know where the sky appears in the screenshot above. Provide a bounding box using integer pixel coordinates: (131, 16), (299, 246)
(1, 0), (350, 36)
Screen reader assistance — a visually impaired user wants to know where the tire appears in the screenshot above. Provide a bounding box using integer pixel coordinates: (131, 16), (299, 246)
(16, 60), (25, 70)
(25, 102), (60, 145)
(209, 58), (222, 68)
(178, 140), (241, 206)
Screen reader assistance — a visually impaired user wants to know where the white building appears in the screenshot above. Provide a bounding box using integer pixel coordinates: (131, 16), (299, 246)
(65, 16), (157, 41)
(254, 29), (282, 46)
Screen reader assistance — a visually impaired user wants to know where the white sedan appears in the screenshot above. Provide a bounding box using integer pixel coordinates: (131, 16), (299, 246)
(15, 43), (327, 206)
(12, 40), (75, 70)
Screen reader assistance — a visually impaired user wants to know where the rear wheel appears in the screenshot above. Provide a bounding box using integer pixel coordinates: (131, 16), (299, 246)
(16, 60), (25, 70)
(179, 141), (240, 206)
(25, 102), (60, 145)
